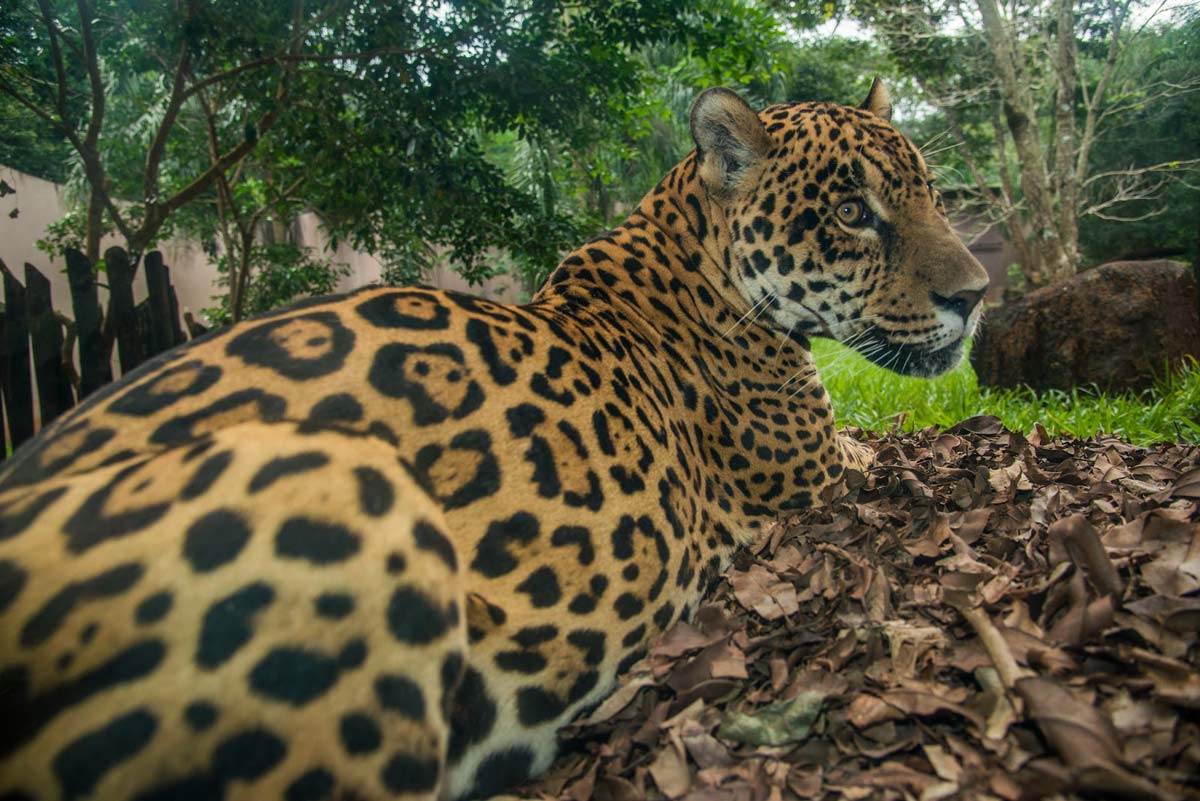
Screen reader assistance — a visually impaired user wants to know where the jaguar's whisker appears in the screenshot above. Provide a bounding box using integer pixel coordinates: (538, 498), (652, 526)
(745, 290), (778, 329)
(771, 321), (800, 363)
(722, 292), (773, 339)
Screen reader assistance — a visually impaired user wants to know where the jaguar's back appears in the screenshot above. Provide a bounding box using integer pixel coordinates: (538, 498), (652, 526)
(0, 81), (987, 800)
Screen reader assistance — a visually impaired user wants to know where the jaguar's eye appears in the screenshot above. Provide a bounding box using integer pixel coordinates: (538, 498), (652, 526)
(835, 199), (871, 227)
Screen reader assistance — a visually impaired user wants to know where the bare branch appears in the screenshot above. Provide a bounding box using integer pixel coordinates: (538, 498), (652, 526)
(1096, 77), (1200, 126)
(1075, 1), (1131, 188)
(1080, 158), (1200, 221)
(1088, 206), (1166, 222)
(1081, 158), (1200, 188)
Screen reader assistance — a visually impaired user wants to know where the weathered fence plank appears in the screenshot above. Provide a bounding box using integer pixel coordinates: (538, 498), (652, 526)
(25, 263), (74, 426)
(105, 246), (142, 373)
(135, 300), (153, 357)
(143, 251), (175, 358)
(0, 250), (194, 448)
(0, 310), (8, 462)
(1, 263), (35, 449)
(65, 249), (111, 396)
(168, 285), (186, 347)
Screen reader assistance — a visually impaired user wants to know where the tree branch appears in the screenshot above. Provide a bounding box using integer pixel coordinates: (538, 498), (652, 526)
(0, 77), (82, 147)
(129, 0), (307, 253)
(989, 101), (1018, 215)
(144, 34), (193, 202)
(1080, 158), (1200, 220)
(178, 46), (439, 105)
(74, 0), (105, 153)
(156, 108), (272, 226)
(1075, 0), (1129, 189)
(34, 0), (71, 126)
(1080, 158), (1200, 188)
(1052, 0), (1079, 263)
(1096, 77), (1200, 126)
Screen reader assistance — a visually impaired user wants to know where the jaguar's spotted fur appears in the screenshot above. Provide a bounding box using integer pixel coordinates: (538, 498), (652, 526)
(0, 81), (987, 801)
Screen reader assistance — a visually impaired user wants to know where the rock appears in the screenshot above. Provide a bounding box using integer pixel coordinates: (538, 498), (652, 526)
(970, 260), (1200, 392)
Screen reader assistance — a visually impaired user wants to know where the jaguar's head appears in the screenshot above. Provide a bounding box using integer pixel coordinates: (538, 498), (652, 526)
(690, 80), (989, 377)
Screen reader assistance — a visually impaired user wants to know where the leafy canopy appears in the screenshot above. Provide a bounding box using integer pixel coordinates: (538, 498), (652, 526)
(0, 0), (783, 289)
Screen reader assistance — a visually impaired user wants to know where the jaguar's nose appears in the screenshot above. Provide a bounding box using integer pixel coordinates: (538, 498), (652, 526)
(931, 287), (986, 321)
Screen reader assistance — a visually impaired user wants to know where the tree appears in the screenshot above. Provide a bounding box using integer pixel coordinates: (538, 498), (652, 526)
(483, 9), (887, 289)
(855, 0), (1200, 287)
(0, 0), (770, 301)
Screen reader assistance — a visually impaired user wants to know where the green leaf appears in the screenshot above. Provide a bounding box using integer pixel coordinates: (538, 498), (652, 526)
(717, 691), (828, 746)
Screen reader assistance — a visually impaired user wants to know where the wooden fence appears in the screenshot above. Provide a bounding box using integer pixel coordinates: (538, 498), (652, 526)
(0, 247), (197, 461)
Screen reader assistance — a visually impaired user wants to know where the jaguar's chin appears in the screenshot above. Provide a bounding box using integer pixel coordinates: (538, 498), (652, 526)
(858, 336), (967, 378)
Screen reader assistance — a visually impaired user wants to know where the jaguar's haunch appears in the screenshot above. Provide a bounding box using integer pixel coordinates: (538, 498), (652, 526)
(0, 81), (987, 800)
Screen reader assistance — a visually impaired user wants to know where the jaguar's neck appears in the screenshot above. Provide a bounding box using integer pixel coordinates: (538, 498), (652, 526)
(534, 156), (841, 537)
(537, 154), (768, 349)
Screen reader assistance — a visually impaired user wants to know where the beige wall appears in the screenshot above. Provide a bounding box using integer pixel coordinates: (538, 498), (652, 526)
(1, 166), (224, 319)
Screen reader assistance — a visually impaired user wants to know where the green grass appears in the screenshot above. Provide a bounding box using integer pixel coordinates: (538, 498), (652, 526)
(812, 339), (1200, 445)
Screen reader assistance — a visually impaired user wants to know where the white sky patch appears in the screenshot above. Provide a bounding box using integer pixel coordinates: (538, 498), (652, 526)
(801, 0), (1190, 43)
(1133, 0), (1194, 26)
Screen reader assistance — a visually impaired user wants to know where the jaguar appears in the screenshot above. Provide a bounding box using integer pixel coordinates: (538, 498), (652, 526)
(0, 80), (988, 801)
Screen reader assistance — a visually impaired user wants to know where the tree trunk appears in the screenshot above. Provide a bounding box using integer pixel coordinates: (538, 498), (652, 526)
(977, 0), (1075, 288)
(1053, 0), (1080, 268)
(1003, 213), (1034, 291)
(84, 187), (104, 264)
(1193, 214), (1199, 322)
(232, 225), (257, 323)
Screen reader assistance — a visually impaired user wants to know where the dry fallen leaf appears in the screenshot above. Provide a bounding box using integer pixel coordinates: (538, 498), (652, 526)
(647, 734), (691, 798)
(513, 424), (1200, 801)
(729, 564), (799, 620)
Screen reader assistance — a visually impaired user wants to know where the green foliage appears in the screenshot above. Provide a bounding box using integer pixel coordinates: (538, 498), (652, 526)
(0, 93), (72, 182)
(35, 203), (172, 265)
(814, 340), (1200, 445)
(479, 8), (890, 289)
(4, 0), (796, 309)
(36, 210), (95, 261)
(203, 243), (350, 327)
(1078, 10), (1200, 265)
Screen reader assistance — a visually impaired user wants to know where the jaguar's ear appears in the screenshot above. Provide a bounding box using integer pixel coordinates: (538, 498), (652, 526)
(859, 77), (892, 123)
(690, 87), (770, 202)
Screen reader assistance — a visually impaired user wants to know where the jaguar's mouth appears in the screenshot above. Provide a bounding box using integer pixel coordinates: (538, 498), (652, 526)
(856, 334), (966, 378)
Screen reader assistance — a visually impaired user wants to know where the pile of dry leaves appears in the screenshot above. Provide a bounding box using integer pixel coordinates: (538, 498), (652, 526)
(513, 416), (1200, 801)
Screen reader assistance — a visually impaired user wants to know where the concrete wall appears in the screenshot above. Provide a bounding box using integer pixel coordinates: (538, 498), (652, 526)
(947, 202), (1018, 302)
(956, 218), (1016, 302)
